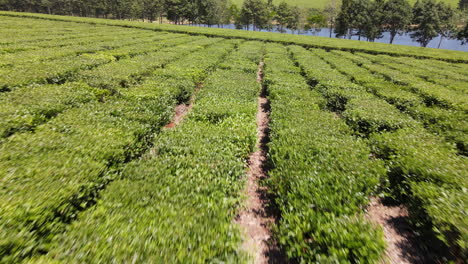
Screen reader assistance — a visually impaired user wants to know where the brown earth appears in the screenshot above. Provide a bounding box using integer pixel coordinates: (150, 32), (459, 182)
(235, 62), (284, 264)
(164, 84), (202, 129)
(164, 103), (191, 128)
(367, 197), (443, 264)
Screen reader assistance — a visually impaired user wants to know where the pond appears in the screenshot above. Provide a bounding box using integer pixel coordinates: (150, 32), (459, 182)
(185, 24), (468, 52)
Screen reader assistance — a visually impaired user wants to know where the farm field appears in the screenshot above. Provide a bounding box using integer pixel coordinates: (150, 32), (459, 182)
(0, 12), (467, 263)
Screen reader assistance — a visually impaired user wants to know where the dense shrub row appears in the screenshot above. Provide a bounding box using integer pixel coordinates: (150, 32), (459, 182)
(0, 13), (466, 263)
(290, 46), (468, 259)
(289, 46), (418, 136)
(338, 52), (468, 112)
(1, 11), (467, 62)
(0, 82), (96, 139)
(358, 53), (468, 93)
(0, 33), (190, 92)
(0, 16), (115, 46)
(0, 35), (199, 140)
(264, 43), (385, 263)
(0, 31), (159, 67)
(72, 36), (203, 91)
(0, 37), (234, 262)
(317, 50), (467, 156)
(0, 29), (136, 54)
(27, 41), (261, 263)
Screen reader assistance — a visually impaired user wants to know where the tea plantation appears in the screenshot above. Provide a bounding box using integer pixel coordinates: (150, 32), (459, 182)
(0, 12), (466, 263)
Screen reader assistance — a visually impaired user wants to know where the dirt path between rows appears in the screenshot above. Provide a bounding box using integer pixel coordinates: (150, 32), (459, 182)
(164, 84), (202, 129)
(236, 62), (283, 264)
(367, 197), (443, 264)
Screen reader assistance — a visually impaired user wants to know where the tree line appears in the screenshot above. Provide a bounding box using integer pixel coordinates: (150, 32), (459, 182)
(1, 0), (467, 47)
(335, 0), (468, 47)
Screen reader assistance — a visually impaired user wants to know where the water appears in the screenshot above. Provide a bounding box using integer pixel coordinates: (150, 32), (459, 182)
(186, 24), (468, 52)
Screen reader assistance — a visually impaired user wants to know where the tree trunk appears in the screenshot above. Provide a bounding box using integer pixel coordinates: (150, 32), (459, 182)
(329, 24), (333, 38)
(437, 35), (444, 49)
(390, 32), (396, 44)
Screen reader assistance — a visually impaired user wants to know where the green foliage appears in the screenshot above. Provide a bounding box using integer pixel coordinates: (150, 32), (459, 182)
(273, 1), (302, 32)
(306, 13), (327, 29)
(342, 51), (468, 111)
(343, 98), (418, 135)
(73, 36), (208, 91)
(265, 43), (385, 263)
(411, 0), (442, 47)
(0, 29), (191, 92)
(230, 0), (458, 9)
(30, 41), (261, 263)
(0, 34), (238, 262)
(370, 128), (468, 255)
(2, 11), (468, 62)
(290, 45), (468, 258)
(0, 30), (151, 67)
(335, 0), (375, 40)
(238, 0), (270, 30)
(0, 82), (97, 138)
(382, 0), (412, 43)
(0, 11), (467, 263)
(324, 50), (467, 155)
(457, 21), (468, 44)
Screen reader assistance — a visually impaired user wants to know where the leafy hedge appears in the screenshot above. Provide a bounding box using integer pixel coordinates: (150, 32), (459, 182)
(358, 53), (468, 93)
(264, 43), (385, 263)
(290, 45), (468, 259)
(0, 38), (236, 262)
(28, 41), (261, 263)
(338, 51), (468, 111)
(0, 33), (191, 92)
(289, 46), (417, 136)
(0, 82), (97, 138)
(0, 36), (203, 141)
(1, 11), (467, 62)
(0, 30), (156, 67)
(326, 50), (467, 155)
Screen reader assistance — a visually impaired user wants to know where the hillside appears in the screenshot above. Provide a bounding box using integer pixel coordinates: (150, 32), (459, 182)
(231, 0), (459, 9)
(0, 12), (466, 264)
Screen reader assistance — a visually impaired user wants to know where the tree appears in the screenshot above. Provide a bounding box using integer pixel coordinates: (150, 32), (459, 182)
(275, 1), (291, 32)
(305, 9), (327, 34)
(335, 0), (352, 38)
(198, 0), (229, 26)
(265, 2), (276, 31)
(460, 0), (468, 10)
(239, 0), (269, 30)
(411, 0), (441, 47)
(323, 0), (341, 37)
(285, 5), (301, 33)
(362, 0), (384, 41)
(229, 3), (243, 28)
(165, 0), (190, 24)
(335, 0), (372, 40)
(381, 0), (412, 44)
(435, 2), (456, 48)
(457, 21), (468, 44)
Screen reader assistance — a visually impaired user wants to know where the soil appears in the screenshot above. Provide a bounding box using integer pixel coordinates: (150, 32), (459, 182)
(236, 62), (284, 264)
(164, 84), (201, 129)
(367, 197), (440, 264)
(164, 103), (190, 128)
